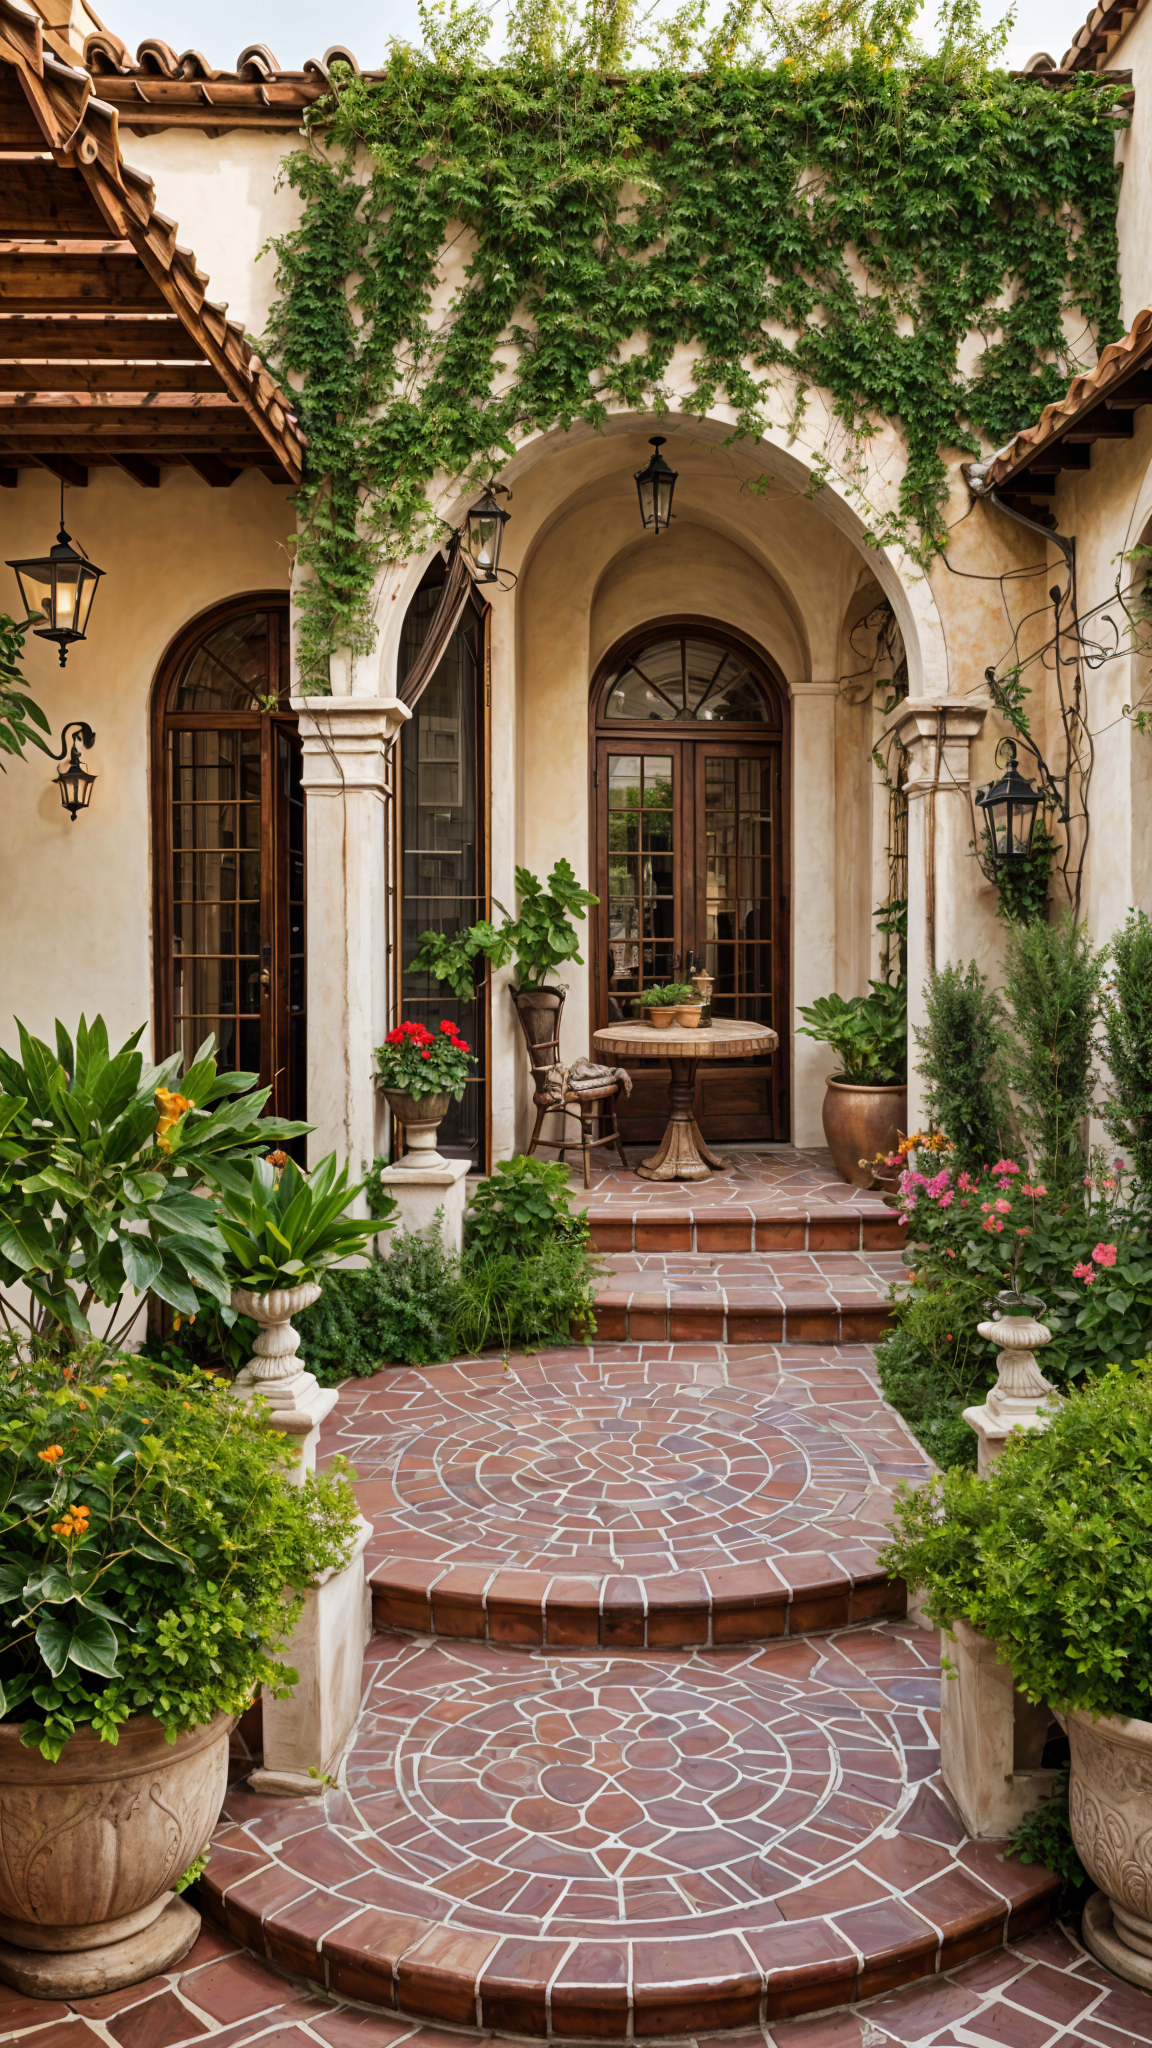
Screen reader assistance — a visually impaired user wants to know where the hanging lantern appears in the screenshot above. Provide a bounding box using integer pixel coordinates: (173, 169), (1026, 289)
(463, 482), (511, 584)
(6, 486), (105, 667)
(52, 722), (97, 821)
(975, 739), (1043, 867)
(634, 435), (677, 533)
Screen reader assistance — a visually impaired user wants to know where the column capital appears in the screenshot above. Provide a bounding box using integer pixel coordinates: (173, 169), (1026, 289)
(290, 695), (412, 797)
(889, 697), (988, 792)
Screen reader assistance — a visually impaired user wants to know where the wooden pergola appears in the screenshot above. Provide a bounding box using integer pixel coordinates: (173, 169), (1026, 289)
(0, 0), (304, 489)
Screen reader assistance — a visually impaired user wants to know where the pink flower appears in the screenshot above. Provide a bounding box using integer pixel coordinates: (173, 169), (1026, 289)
(938, 1191), (954, 1209)
(958, 1172), (976, 1193)
(995, 1198), (1011, 1214)
(991, 1160), (1020, 1176)
(982, 1216), (1005, 1234)
(1103, 1177), (1117, 1191)
(1084, 1176), (1093, 1188)
(1072, 1261), (1094, 1281)
(943, 1247), (956, 1258)
(1022, 1182), (1047, 1199)
(1115, 1159), (1127, 1172)
(960, 1198), (968, 1208)
(1092, 1243), (1118, 1267)
(980, 1202), (992, 1214)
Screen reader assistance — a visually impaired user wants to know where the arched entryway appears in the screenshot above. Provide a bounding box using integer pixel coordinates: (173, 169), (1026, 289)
(151, 595), (305, 1120)
(590, 619), (789, 1143)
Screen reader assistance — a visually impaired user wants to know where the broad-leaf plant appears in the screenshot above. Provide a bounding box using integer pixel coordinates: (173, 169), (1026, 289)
(0, 1016), (306, 1349)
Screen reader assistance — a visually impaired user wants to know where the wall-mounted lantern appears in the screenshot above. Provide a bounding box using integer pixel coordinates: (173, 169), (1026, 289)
(52, 722), (97, 821)
(634, 435), (677, 533)
(463, 482), (512, 584)
(975, 738), (1044, 867)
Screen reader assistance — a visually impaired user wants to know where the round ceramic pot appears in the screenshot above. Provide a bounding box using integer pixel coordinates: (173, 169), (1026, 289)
(647, 1007), (678, 1029)
(0, 1712), (231, 1995)
(381, 1087), (452, 1169)
(674, 1004), (704, 1028)
(822, 1078), (907, 1189)
(230, 1281), (322, 1382)
(1069, 1708), (1152, 1985)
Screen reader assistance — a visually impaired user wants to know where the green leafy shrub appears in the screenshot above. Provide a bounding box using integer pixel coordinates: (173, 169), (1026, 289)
(0, 1344), (359, 1758)
(1101, 908), (1152, 1191)
(881, 1361), (1152, 1719)
(217, 1152), (379, 1291)
(991, 814), (1058, 928)
(797, 977), (907, 1084)
(875, 1272), (995, 1470)
(454, 1239), (598, 1353)
(638, 982), (695, 1007)
(0, 1017), (305, 1348)
(466, 1154), (588, 1258)
(0, 613), (50, 768)
(914, 961), (1011, 1173)
(412, 861), (597, 996)
(296, 1230), (463, 1378)
(1010, 1773), (1088, 1894)
(1003, 915), (1104, 1194)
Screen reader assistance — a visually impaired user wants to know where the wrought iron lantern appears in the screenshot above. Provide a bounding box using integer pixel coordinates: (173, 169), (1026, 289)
(52, 722), (97, 821)
(7, 486), (105, 667)
(975, 738), (1043, 867)
(462, 482), (511, 584)
(634, 435), (677, 533)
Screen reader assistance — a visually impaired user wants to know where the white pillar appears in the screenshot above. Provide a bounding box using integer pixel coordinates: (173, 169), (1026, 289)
(291, 696), (411, 1178)
(891, 699), (988, 1132)
(790, 681), (840, 1146)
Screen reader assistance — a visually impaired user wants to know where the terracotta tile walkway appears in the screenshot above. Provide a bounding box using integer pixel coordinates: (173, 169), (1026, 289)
(7, 1912), (1151, 2048)
(592, 1253), (905, 1343)
(564, 1146), (885, 1215)
(322, 1345), (931, 1647)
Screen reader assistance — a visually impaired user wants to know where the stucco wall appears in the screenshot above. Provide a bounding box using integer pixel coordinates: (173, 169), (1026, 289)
(121, 129), (304, 339)
(0, 466), (293, 1058)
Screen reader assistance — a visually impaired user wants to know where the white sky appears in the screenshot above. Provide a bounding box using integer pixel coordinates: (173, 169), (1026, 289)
(95, 0), (1083, 75)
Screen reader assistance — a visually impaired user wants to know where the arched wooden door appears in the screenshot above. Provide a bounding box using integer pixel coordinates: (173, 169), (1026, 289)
(151, 596), (305, 1120)
(591, 622), (788, 1143)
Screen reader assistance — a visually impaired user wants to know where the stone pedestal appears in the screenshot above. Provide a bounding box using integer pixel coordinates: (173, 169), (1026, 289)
(940, 1618), (1062, 1839)
(231, 1282), (338, 1485)
(378, 1155), (470, 1257)
(964, 1305), (1059, 1479)
(249, 1515), (374, 1799)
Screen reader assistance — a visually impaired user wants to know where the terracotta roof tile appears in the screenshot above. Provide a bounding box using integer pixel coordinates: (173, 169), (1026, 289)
(968, 308), (1152, 494)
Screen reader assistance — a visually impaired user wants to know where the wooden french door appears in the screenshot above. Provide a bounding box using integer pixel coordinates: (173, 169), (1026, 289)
(592, 625), (787, 1144)
(152, 599), (305, 1122)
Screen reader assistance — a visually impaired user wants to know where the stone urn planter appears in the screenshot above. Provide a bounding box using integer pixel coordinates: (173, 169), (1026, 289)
(380, 1088), (452, 1168)
(822, 1077), (907, 1188)
(231, 1282), (333, 1485)
(1069, 1708), (1152, 1989)
(0, 1711), (231, 1998)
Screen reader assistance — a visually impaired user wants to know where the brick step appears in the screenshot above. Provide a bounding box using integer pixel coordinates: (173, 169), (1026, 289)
(322, 1346), (933, 1653)
(584, 1202), (904, 1254)
(202, 1624), (1061, 2041)
(593, 1250), (903, 1345)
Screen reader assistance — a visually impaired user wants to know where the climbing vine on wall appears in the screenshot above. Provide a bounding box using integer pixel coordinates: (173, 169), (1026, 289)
(262, 56), (1125, 687)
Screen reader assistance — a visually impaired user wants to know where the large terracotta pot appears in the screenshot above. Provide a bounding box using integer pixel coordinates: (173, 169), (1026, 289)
(821, 1076), (907, 1188)
(0, 1711), (231, 1997)
(381, 1087), (452, 1168)
(1069, 1708), (1152, 1989)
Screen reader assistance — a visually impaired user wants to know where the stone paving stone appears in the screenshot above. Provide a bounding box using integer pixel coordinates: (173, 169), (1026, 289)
(326, 1343), (931, 1649)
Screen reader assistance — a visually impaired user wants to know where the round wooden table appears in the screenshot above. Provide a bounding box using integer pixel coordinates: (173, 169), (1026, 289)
(591, 1017), (779, 1182)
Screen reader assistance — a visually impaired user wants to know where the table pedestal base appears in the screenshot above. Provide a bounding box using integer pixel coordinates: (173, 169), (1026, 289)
(637, 1059), (727, 1181)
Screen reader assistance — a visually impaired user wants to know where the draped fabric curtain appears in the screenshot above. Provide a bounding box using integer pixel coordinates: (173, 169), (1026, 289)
(397, 544), (474, 710)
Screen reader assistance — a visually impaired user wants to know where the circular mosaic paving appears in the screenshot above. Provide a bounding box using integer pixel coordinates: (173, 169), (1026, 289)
(342, 1634), (927, 1935)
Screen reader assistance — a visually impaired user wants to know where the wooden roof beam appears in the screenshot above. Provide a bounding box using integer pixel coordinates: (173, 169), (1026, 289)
(182, 453), (238, 486)
(0, 164), (111, 238)
(0, 249), (168, 311)
(0, 316), (204, 359)
(33, 452), (86, 484)
(0, 405), (255, 434)
(109, 452), (160, 486)
(0, 361), (223, 390)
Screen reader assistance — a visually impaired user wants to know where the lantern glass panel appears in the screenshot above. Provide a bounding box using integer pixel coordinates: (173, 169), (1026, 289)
(466, 512), (500, 575)
(14, 561), (53, 624)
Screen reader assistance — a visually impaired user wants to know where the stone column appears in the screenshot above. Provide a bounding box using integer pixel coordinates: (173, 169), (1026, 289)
(790, 681), (840, 1146)
(890, 699), (988, 1131)
(291, 695), (411, 1179)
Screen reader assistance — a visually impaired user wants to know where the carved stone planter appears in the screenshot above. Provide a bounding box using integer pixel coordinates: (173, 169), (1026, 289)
(380, 1088), (452, 1169)
(0, 1712), (230, 1997)
(964, 1295), (1060, 1478)
(939, 1618), (1062, 1840)
(1070, 1708), (1152, 1990)
(231, 1282), (336, 1485)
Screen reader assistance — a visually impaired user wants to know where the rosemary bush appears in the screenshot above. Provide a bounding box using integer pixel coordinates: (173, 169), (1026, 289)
(1002, 914), (1104, 1194)
(1101, 908), (1152, 1191)
(914, 961), (1011, 1173)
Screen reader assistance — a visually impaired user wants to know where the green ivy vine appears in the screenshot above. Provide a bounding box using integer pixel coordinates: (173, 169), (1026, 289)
(262, 56), (1125, 687)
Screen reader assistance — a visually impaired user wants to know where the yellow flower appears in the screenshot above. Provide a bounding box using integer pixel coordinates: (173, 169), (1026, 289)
(155, 1087), (194, 1151)
(38, 1444), (64, 1463)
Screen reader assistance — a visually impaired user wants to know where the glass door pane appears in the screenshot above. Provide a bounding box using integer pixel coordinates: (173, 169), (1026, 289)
(704, 752), (774, 1031)
(169, 727), (262, 1075)
(605, 750), (677, 1011)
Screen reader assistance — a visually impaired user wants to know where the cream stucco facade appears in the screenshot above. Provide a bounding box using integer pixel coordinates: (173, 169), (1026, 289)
(3, 43), (1152, 1179)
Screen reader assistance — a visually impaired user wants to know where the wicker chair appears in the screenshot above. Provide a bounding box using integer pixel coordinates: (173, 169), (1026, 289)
(516, 997), (628, 1188)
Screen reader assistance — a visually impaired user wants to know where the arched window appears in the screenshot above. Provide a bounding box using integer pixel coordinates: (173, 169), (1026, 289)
(151, 597), (305, 1121)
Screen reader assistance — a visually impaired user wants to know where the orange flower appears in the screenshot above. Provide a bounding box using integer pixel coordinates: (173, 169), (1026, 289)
(38, 1444), (64, 1463)
(265, 1149), (288, 1168)
(155, 1086), (194, 1151)
(51, 1503), (90, 1539)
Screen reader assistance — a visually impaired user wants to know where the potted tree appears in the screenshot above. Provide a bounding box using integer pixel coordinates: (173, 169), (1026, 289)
(372, 1019), (476, 1165)
(0, 1346), (359, 1997)
(882, 1364), (1152, 1988)
(410, 860), (598, 1067)
(797, 975), (907, 1184)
